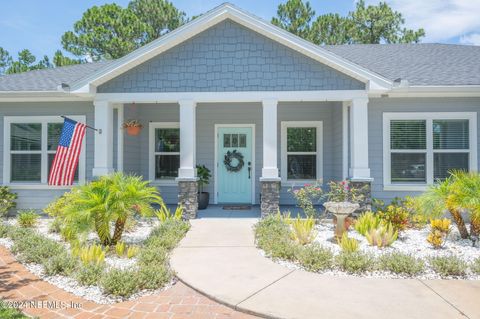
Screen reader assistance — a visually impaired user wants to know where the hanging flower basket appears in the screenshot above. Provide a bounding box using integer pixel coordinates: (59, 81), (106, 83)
(122, 120), (143, 136)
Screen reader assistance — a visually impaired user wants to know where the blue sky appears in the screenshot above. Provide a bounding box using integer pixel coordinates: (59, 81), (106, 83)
(0, 0), (479, 59)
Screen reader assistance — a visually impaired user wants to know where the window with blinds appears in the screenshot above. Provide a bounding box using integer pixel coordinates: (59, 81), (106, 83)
(5, 116), (85, 185)
(385, 114), (474, 187)
(281, 121), (322, 183)
(390, 120), (426, 183)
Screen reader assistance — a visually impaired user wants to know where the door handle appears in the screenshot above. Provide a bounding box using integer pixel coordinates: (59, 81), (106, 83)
(248, 161), (251, 179)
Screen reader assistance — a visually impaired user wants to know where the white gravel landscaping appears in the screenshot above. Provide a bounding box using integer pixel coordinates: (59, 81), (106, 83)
(261, 220), (480, 280)
(0, 217), (176, 304)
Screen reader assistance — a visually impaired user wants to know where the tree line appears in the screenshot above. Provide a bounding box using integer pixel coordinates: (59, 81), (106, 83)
(0, 0), (425, 75)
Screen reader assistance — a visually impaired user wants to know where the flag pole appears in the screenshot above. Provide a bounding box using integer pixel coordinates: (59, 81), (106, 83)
(60, 115), (102, 134)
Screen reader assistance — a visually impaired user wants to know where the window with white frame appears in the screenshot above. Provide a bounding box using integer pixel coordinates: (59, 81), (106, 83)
(149, 123), (180, 182)
(383, 113), (477, 189)
(3, 116), (85, 185)
(281, 121), (323, 183)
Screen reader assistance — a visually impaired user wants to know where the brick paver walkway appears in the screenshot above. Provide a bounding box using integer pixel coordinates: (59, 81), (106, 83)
(0, 246), (258, 319)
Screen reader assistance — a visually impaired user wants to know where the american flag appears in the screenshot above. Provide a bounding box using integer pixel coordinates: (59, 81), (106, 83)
(48, 118), (87, 186)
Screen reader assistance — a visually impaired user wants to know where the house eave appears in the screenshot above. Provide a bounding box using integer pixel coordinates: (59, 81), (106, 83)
(0, 91), (93, 102)
(382, 85), (480, 98)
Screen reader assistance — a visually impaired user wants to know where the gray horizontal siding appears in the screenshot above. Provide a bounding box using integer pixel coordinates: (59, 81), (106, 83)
(0, 101), (94, 210)
(123, 103), (180, 203)
(98, 20), (364, 93)
(196, 103), (263, 204)
(368, 97), (480, 202)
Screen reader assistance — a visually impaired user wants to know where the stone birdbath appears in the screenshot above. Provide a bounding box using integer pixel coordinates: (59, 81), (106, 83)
(323, 201), (359, 239)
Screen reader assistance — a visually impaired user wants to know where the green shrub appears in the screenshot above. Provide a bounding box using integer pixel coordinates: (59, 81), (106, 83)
(296, 244), (333, 272)
(255, 214), (299, 261)
(0, 224), (12, 238)
(266, 237), (299, 261)
(429, 256), (467, 277)
(76, 263), (105, 286)
(0, 186), (17, 218)
(146, 219), (190, 250)
(17, 210), (39, 228)
(12, 232), (64, 264)
(377, 205), (410, 232)
(136, 265), (172, 290)
(379, 252), (425, 276)
(100, 268), (139, 297)
(7, 227), (32, 241)
(137, 247), (168, 266)
(43, 252), (77, 276)
(0, 300), (28, 319)
(354, 211), (383, 236)
(335, 252), (375, 274)
(471, 258), (480, 275)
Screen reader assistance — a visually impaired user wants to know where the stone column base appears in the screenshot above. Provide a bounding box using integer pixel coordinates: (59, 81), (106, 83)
(348, 179), (372, 215)
(177, 179), (198, 219)
(260, 179), (280, 218)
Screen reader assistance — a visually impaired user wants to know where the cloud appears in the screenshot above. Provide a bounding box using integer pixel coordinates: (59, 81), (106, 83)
(460, 33), (480, 46)
(362, 0), (480, 43)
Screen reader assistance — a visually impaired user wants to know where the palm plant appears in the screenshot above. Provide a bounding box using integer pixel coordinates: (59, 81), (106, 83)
(417, 171), (480, 239)
(62, 172), (162, 246)
(448, 171), (480, 238)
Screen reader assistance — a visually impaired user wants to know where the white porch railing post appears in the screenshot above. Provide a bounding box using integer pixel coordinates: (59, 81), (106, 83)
(93, 100), (114, 177)
(178, 99), (197, 179)
(349, 97), (371, 180)
(261, 99), (279, 179)
(116, 104), (124, 172)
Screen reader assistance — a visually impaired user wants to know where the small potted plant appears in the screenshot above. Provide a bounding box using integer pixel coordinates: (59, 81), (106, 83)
(196, 165), (211, 210)
(122, 120), (143, 136)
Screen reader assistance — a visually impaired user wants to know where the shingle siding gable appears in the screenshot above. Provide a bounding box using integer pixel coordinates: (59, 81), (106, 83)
(98, 20), (365, 93)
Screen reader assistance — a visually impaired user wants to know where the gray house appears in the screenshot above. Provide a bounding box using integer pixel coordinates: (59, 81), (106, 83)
(1, 3), (479, 217)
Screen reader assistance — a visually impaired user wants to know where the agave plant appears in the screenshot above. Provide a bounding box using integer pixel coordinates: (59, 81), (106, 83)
(366, 223), (398, 248)
(62, 172), (162, 246)
(417, 171), (480, 239)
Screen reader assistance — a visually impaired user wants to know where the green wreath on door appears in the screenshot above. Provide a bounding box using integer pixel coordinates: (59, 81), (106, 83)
(224, 150), (244, 172)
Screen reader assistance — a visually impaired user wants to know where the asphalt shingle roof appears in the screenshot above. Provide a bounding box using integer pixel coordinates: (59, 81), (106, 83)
(324, 43), (480, 86)
(0, 60), (113, 92)
(0, 43), (479, 92)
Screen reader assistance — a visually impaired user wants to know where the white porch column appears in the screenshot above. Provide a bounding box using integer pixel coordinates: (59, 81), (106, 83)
(93, 100), (114, 177)
(349, 97), (371, 180)
(178, 99), (196, 179)
(261, 99), (279, 179)
(116, 104), (124, 172)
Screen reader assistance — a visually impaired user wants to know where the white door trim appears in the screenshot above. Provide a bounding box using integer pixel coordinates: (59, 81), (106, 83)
(214, 124), (256, 205)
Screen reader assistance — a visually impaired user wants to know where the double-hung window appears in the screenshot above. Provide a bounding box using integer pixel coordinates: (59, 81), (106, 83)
(383, 112), (477, 190)
(149, 122), (180, 183)
(281, 121), (323, 184)
(3, 116), (85, 186)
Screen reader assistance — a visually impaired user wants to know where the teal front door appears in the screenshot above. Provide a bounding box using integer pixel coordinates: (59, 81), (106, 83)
(217, 127), (253, 203)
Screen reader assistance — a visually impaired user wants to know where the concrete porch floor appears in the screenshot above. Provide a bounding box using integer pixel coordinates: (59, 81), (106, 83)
(196, 205), (307, 218)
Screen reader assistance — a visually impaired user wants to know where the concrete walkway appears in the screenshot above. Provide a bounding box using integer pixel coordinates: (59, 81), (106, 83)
(171, 217), (480, 319)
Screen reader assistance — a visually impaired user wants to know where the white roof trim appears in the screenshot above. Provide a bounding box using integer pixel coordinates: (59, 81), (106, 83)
(69, 3), (392, 93)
